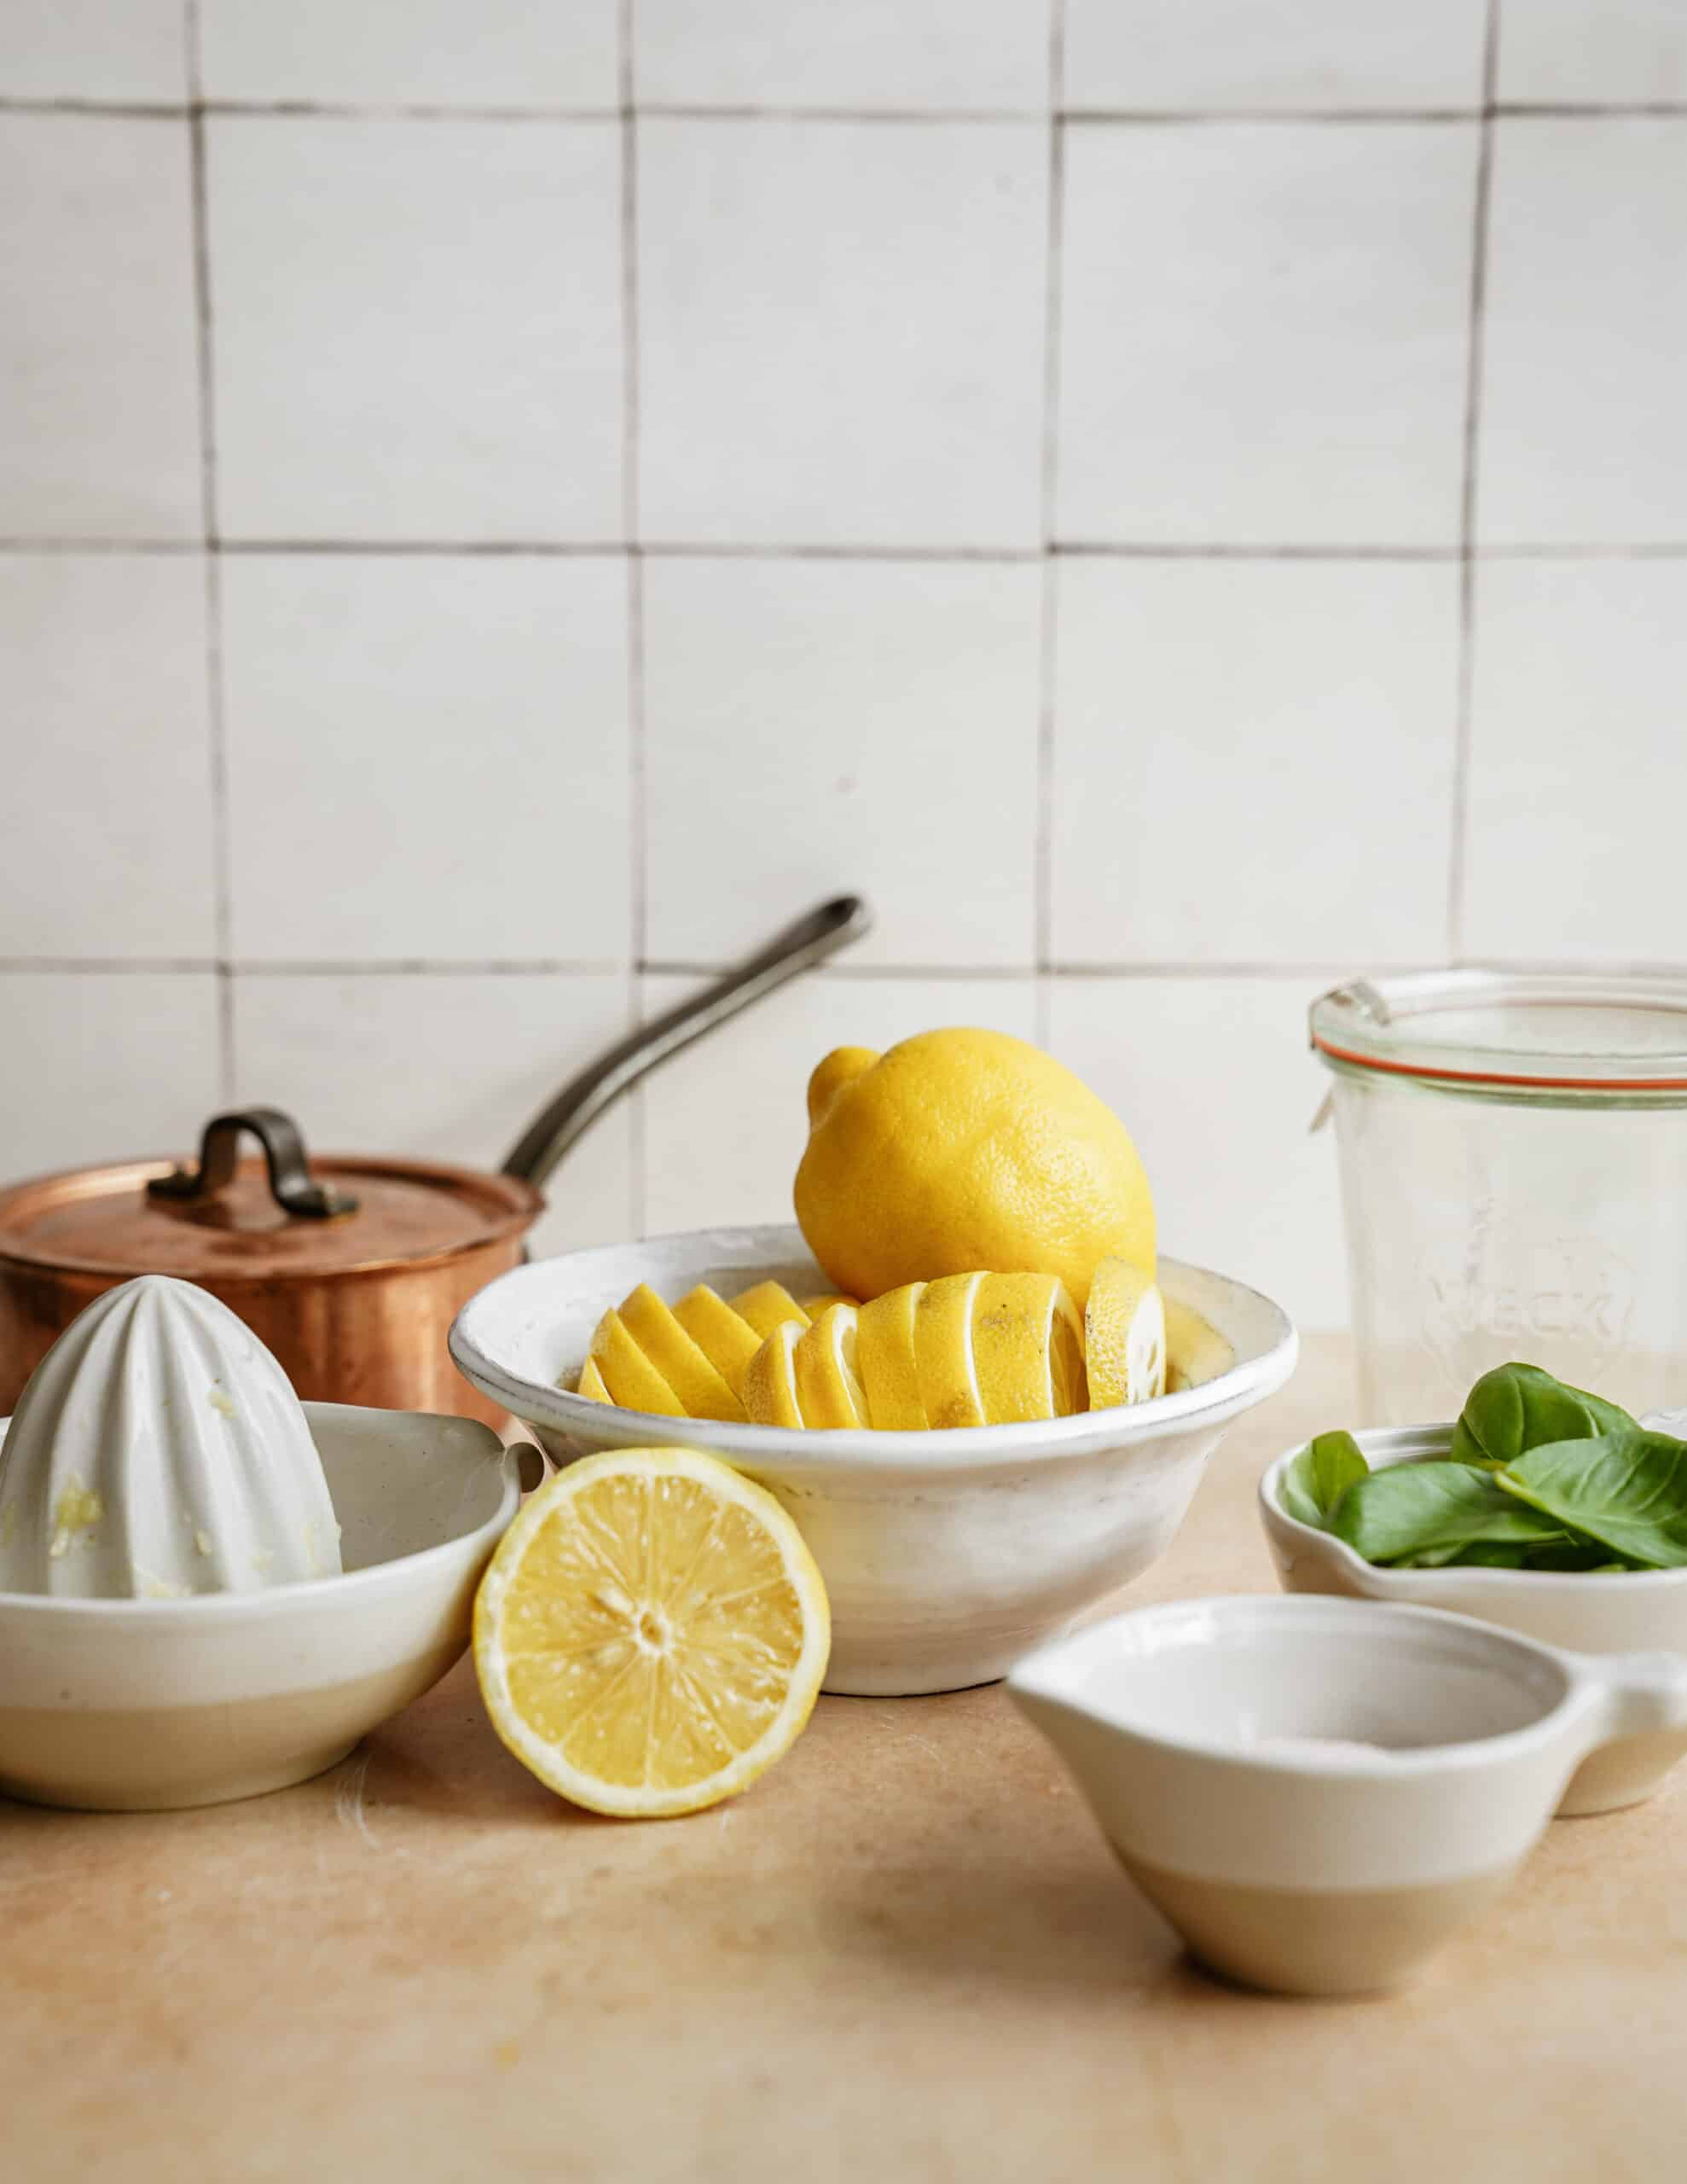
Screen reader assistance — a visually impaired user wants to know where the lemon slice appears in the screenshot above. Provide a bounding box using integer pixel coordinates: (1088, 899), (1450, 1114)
(855, 1281), (927, 1429)
(617, 1283), (745, 1423)
(742, 1321), (805, 1427)
(730, 1282), (812, 1343)
(793, 1304), (868, 1429)
(1164, 1298), (1236, 1392)
(588, 1309), (687, 1416)
(1086, 1258), (1166, 1410)
(800, 1292), (858, 1316)
(915, 1272), (987, 1431)
(971, 1274), (1088, 1423)
(576, 1356), (612, 1404)
(672, 1285), (763, 1400)
(474, 1446), (830, 1817)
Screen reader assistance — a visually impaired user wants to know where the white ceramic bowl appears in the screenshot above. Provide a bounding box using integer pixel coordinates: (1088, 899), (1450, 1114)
(1259, 1422), (1687, 1815)
(0, 1404), (524, 1811)
(449, 1223), (1297, 1696)
(1009, 1594), (1687, 1996)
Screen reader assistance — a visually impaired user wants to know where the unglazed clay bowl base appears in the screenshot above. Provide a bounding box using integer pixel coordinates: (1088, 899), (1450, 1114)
(1259, 1423), (1687, 1815)
(1009, 1595), (1687, 1997)
(449, 1224), (1298, 1696)
(0, 1404), (523, 1811)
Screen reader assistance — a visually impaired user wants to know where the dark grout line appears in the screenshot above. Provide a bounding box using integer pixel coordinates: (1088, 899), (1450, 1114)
(641, 540), (1042, 562)
(635, 104), (1044, 125)
(215, 537), (629, 555)
(1033, 3), (1066, 997)
(1062, 107), (1478, 125)
(1053, 541), (1462, 561)
(0, 537), (203, 553)
(0, 959), (223, 975)
(1447, 0), (1501, 961)
(620, 0), (648, 987)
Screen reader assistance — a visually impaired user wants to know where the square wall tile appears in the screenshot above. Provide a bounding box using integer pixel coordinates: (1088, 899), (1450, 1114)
(1047, 977), (1348, 1328)
(1057, 123), (1476, 547)
(1478, 119), (1687, 546)
(1051, 559), (1459, 965)
(639, 974), (1038, 1235)
(0, 556), (217, 958)
(0, 115), (201, 539)
(1464, 561), (1687, 960)
(1499, 0), (1687, 103)
(635, 0), (1051, 111)
(1064, 0), (1484, 111)
(3, 0), (187, 101)
(0, 975), (220, 1181)
(638, 119), (1046, 549)
(232, 973), (635, 1258)
(207, 118), (622, 543)
(643, 559), (1041, 969)
(221, 555), (631, 962)
(199, 0), (618, 107)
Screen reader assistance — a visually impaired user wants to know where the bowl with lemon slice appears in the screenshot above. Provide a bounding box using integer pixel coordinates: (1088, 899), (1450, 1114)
(451, 1031), (1297, 1697)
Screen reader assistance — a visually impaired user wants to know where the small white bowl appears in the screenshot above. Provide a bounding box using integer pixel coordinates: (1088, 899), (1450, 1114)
(1009, 1594), (1687, 1997)
(1259, 1423), (1687, 1815)
(0, 1404), (524, 1811)
(449, 1223), (1297, 1696)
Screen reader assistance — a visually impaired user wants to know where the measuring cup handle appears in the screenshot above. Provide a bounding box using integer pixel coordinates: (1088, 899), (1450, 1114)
(1574, 1650), (1687, 1745)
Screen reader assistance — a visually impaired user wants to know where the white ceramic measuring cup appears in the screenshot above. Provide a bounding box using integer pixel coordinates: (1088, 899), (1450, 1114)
(1009, 1594), (1687, 1997)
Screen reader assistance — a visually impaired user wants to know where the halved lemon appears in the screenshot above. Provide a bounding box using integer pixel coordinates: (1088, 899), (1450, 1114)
(1164, 1298), (1236, 1392)
(855, 1281), (927, 1429)
(474, 1447), (830, 1817)
(617, 1283), (745, 1423)
(1086, 1258), (1166, 1410)
(793, 1304), (868, 1428)
(915, 1272), (987, 1431)
(971, 1274), (1087, 1423)
(730, 1282), (812, 1343)
(673, 1285), (763, 1399)
(741, 1321), (805, 1427)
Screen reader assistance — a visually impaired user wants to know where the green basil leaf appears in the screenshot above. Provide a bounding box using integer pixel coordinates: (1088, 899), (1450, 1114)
(1448, 1362), (1633, 1469)
(1279, 1430), (1368, 1529)
(1499, 1431), (1687, 1570)
(1330, 1461), (1569, 1566)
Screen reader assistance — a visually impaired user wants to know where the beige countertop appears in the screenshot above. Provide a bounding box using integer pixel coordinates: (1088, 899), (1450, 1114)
(5, 1333), (1684, 2182)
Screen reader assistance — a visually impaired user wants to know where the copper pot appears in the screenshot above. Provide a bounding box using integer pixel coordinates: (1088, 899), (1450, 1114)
(0, 897), (868, 1426)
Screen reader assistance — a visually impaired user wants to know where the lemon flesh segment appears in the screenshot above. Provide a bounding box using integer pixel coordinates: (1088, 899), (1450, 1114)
(672, 1285), (763, 1401)
(971, 1274), (1088, 1424)
(1086, 1258), (1167, 1410)
(730, 1282), (813, 1343)
(576, 1356), (612, 1404)
(793, 1304), (868, 1429)
(855, 1281), (927, 1430)
(617, 1283), (746, 1423)
(1164, 1298), (1237, 1392)
(588, 1309), (687, 1417)
(473, 1446), (831, 1818)
(915, 1272), (987, 1432)
(742, 1321), (806, 1428)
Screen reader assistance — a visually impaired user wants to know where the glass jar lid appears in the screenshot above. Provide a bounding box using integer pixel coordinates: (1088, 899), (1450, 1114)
(1309, 971), (1687, 1096)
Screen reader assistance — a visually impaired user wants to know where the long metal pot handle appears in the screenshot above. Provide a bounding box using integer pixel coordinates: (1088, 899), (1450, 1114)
(500, 893), (872, 1188)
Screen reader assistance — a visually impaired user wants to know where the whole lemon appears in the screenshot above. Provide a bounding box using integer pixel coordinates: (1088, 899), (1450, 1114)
(793, 1028), (1154, 1310)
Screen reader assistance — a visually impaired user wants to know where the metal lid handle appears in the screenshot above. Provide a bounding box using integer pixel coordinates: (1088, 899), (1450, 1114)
(147, 1107), (359, 1220)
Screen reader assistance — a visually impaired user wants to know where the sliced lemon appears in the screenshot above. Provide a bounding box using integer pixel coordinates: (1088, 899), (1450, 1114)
(793, 1304), (868, 1429)
(800, 1292), (858, 1316)
(730, 1281), (812, 1343)
(474, 1446), (830, 1818)
(672, 1285), (763, 1400)
(855, 1281), (927, 1430)
(741, 1321), (805, 1428)
(588, 1309), (687, 1416)
(1086, 1258), (1166, 1410)
(915, 1271), (987, 1431)
(576, 1356), (612, 1404)
(971, 1274), (1088, 1423)
(1164, 1298), (1236, 1392)
(617, 1283), (745, 1423)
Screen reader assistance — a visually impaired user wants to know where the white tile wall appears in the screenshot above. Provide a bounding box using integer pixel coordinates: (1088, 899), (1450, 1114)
(4, 3), (1686, 1335)
(637, 119), (1047, 548)
(1058, 121), (1477, 546)
(1050, 558), (1461, 966)
(1478, 119), (1687, 547)
(0, 113), (201, 539)
(206, 117), (623, 542)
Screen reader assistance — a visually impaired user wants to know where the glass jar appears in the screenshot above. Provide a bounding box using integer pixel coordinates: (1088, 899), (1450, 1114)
(1310, 972), (1687, 1425)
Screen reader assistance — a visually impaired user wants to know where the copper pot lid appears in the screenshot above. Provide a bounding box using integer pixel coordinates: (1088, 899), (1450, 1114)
(0, 1108), (542, 1282)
